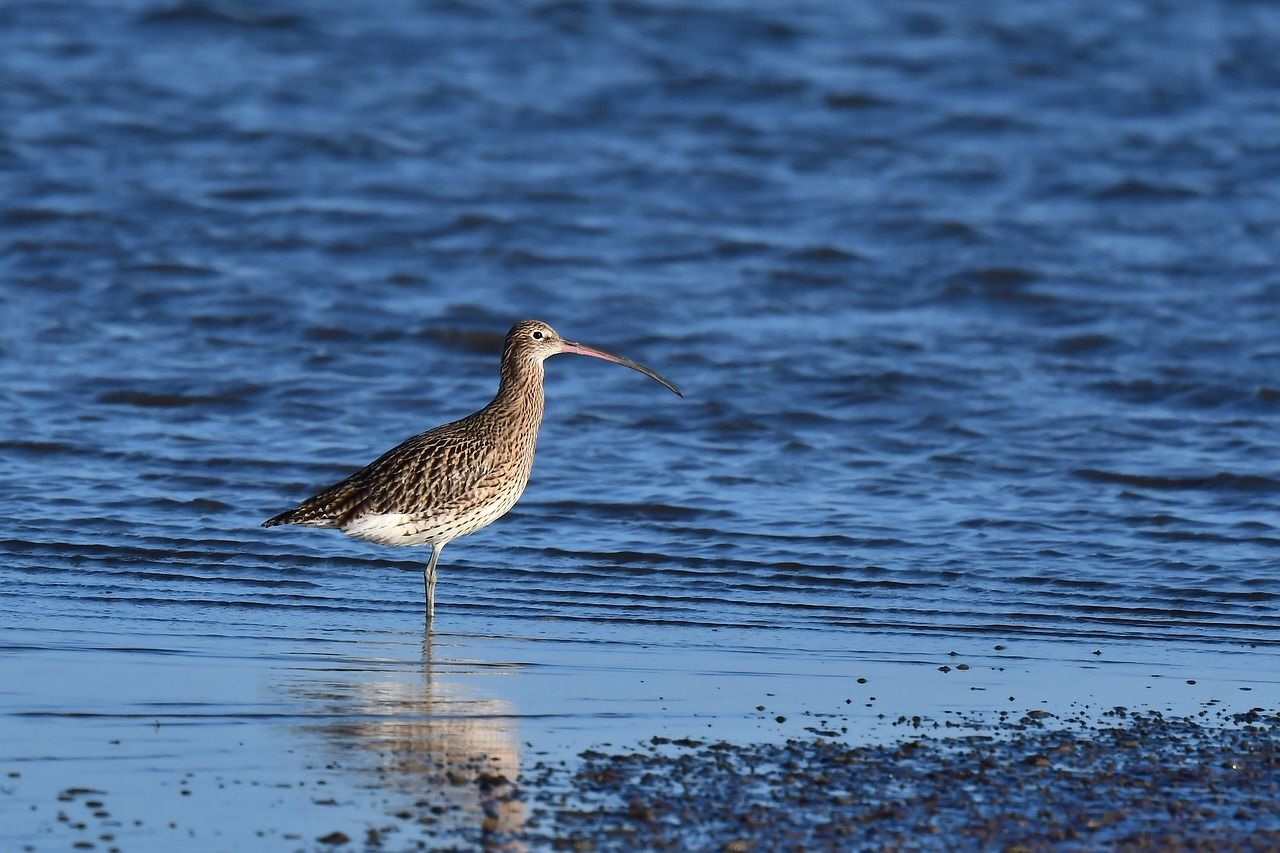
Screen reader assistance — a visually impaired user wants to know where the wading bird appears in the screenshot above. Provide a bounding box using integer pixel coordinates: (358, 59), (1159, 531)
(263, 320), (682, 625)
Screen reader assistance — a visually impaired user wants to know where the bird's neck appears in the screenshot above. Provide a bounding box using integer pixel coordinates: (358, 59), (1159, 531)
(492, 357), (546, 422)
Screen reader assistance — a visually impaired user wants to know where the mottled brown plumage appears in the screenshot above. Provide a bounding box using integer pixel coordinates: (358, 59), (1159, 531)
(263, 320), (682, 624)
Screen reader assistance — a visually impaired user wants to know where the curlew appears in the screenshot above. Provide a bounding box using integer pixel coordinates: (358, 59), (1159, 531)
(262, 320), (682, 624)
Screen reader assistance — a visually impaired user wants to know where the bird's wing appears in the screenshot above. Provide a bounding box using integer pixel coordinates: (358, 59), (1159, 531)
(263, 415), (498, 528)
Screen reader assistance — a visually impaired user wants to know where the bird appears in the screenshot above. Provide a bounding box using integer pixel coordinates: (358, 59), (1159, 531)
(262, 319), (683, 625)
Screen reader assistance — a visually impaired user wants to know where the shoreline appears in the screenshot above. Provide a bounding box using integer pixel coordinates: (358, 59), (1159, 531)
(16, 707), (1278, 851)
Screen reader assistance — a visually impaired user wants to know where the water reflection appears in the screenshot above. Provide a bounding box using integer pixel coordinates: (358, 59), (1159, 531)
(293, 629), (527, 848)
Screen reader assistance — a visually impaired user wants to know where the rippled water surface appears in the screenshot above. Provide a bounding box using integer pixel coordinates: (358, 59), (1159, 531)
(2, 0), (1279, 848)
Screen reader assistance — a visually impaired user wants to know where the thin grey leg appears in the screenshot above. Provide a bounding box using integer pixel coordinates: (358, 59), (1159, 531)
(424, 543), (443, 627)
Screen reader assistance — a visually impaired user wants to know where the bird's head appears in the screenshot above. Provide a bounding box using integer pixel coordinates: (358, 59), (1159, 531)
(502, 319), (683, 397)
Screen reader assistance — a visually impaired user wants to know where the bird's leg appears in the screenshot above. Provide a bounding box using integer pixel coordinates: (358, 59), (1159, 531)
(424, 543), (443, 626)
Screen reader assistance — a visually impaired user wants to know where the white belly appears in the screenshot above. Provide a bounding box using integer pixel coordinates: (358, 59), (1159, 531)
(342, 513), (438, 546)
(340, 482), (527, 548)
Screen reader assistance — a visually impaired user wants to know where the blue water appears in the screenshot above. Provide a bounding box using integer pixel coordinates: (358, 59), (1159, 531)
(2, 1), (1278, 849)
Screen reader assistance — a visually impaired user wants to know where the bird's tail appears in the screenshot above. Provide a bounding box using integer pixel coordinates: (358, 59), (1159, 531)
(262, 506), (341, 529)
(261, 509), (298, 528)
(263, 478), (357, 529)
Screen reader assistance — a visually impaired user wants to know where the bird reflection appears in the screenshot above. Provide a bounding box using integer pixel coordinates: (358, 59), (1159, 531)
(294, 626), (527, 849)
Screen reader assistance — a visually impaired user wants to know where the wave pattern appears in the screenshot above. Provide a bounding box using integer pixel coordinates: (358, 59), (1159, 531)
(1, 0), (1279, 659)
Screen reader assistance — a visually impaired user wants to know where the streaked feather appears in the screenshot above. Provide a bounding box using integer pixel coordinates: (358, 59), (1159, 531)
(262, 410), (501, 529)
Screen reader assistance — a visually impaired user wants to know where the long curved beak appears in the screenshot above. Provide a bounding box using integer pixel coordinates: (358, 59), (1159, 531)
(559, 339), (684, 397)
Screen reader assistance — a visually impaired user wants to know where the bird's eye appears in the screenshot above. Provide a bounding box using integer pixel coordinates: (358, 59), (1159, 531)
(532, 330), (544, 340)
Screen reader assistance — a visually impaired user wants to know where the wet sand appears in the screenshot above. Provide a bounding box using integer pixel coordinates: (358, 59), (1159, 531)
(13, 706), (1278, 851)
(4, 625), (1277, 851)
(528, 709), (1280, 852)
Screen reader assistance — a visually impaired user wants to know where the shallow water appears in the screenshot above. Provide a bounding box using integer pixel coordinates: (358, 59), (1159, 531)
(2, 0), (1279, 849)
